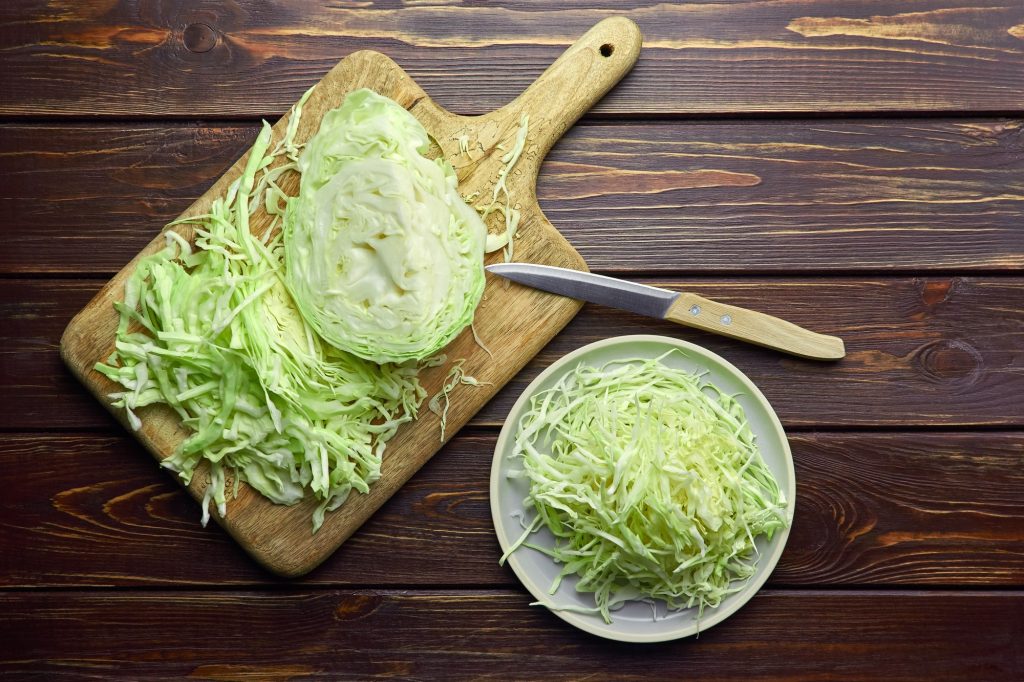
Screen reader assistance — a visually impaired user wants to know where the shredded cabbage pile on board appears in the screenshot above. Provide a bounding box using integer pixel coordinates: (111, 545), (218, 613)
(501, 352), (788, 623)
(96, 102), (428, 531)
(284, 89), (487, 364)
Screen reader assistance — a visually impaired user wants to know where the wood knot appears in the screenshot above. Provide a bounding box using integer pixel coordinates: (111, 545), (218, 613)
(414, 490), (488, 525)
(913, 339), (983, 386)
(183, 23), (218, 53)
(333, 593), (383, 622)
(917, 278), (956, 307)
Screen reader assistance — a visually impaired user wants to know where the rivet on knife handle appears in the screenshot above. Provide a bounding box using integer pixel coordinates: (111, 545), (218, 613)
(665, 293), (845, 361)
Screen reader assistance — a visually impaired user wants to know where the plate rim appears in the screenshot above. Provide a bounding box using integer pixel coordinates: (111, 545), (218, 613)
(489, 334), (796, 643)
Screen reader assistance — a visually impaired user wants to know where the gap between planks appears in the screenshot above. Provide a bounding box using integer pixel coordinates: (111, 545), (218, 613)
(0, 586), (1021, 596)
(6, 269), (1024, 281)
(3, 110), (1024, 126)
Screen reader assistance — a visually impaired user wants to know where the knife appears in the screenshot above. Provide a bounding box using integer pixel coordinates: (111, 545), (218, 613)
(486, 263), (845, 360)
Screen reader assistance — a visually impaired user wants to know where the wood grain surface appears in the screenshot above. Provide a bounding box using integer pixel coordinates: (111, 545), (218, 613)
(5, 120), (1023, 275)
(9, 278), (1021, 430)
(3, 0), (1023, 677)
(1, 590), (1020, 680)
(2, 0), (1023, 117)
(2, 432), (1021, 588)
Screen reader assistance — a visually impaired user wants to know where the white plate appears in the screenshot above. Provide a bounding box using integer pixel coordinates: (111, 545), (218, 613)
(490, 335), (795, 642)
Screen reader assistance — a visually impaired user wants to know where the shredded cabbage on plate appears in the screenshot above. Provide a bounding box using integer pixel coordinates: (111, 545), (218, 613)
(501, 351), (789, 623)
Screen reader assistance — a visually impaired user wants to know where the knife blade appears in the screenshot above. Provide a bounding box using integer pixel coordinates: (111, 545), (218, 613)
(486, 263), (679, 318)
(485, 263), (845, 360)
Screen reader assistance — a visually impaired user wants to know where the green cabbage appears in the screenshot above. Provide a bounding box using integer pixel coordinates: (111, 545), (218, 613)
(284, 89), (487, 364)
(96, 116), (425, 532)
(501, 352), (788, 622)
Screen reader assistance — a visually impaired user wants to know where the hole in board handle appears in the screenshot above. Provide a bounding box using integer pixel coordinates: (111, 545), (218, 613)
(600, 43), (614, 57)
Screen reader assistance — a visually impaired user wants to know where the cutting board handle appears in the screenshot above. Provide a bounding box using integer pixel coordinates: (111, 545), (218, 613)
(492, 17), (642, 163)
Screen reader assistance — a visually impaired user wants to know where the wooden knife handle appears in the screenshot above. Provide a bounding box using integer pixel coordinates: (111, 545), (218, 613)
(665, 293), (846, 361)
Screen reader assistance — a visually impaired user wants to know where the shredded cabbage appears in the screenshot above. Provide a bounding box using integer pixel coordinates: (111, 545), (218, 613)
(427, 360), (490, 442)
(501, 351), (788, 623)
(480, 113), (529, 260)
(283, 89), (487, 364)
(96, 115), (425, 532)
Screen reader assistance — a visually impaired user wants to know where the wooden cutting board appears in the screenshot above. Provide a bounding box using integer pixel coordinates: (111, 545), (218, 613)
(60, 17), (642, 577)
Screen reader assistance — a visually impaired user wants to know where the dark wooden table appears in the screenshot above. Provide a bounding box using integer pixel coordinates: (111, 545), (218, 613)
(2, 2), (1023, 679)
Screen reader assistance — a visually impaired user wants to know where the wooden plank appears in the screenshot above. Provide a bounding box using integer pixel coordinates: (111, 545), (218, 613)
(0, 280), (112, 429)
(4, 119), (1023, 275)
(2, 1), (1024, 117)
(1, 590), (1020, 679)
(7, 277), (1022, 431)
(0, 125), (255, 278)
(2, 432), (1021, 588)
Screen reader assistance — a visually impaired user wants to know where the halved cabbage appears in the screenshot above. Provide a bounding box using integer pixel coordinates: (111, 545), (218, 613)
(284, 89), (487, 364)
